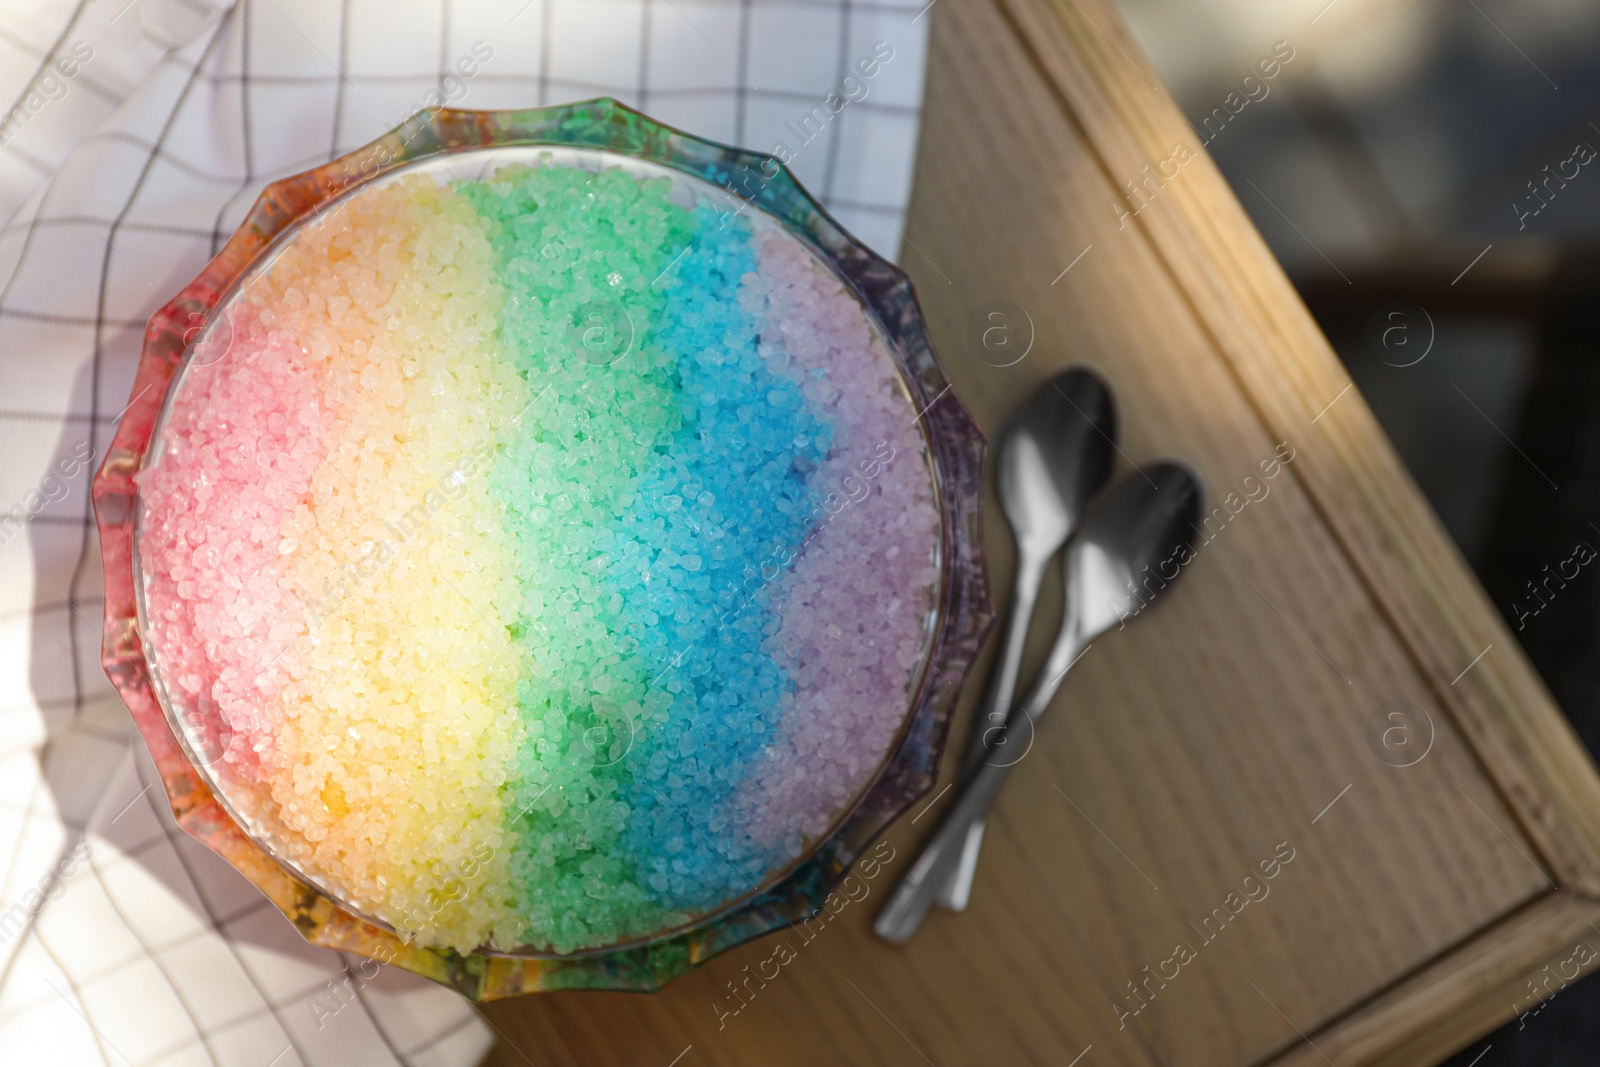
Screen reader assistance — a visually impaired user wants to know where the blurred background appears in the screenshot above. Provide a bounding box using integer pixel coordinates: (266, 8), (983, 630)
(1109, 0), (1600, 1062)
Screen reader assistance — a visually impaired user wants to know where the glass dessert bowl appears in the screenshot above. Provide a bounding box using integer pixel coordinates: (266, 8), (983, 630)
(93, 100), (989, 996)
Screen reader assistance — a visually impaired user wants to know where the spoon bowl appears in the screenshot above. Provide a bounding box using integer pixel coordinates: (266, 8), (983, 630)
(996, 368), (1117, 561)
(1069, 462), (1204, 639)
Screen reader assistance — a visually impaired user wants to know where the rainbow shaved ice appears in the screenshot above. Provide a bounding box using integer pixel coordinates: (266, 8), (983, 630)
(137, 160), (939, 954)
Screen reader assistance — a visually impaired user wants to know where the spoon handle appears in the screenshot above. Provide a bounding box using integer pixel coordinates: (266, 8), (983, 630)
(935, 550), (1048, 911)
(972, 546), (1049, 750)
(936, 564), (1080, 911)
(876, 626), (1087, 943)
(872, 733), (1017, 943)
(954, 545), (1048, 793)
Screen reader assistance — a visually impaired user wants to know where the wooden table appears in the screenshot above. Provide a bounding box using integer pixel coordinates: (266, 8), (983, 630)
(485, 0), (1600, 1063)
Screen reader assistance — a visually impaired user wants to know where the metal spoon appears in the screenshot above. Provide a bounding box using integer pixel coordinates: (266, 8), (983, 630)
(875, 462), (1203, 944)
(936, 367), (1116, 910)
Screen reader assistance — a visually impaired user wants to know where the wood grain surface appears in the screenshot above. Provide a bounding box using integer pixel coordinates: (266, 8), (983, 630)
(483, 0), (1600, 1063)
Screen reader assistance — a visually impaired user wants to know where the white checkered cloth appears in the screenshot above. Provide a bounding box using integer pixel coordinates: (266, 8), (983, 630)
(0, 1), (928, 1064)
